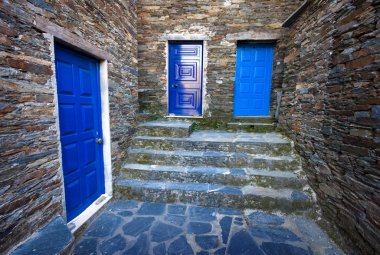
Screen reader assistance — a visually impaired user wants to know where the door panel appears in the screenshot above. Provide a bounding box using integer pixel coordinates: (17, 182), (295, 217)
(169, 42), (203, 116)
(234, 44), (274, 116)
(55, 44), (105, 222)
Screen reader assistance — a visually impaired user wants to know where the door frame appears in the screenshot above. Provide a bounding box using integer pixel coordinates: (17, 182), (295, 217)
(233, 41), (275, 117)
(166, 40), (205, 117)
(52, 38), (112, 232)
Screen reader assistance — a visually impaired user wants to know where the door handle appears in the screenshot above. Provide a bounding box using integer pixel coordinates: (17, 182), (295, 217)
(172, 83), (179, 88)
(96, 138), (103, 144)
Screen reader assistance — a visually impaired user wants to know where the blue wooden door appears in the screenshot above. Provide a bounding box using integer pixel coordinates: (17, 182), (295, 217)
(234, 43), (274, 116)
(169, 42), (203, 116)
(55, 44), (105, 222)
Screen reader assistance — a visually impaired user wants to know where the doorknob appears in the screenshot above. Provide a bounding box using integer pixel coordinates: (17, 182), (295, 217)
(96, 138), (103, 144)
(172, 83), (179, 88)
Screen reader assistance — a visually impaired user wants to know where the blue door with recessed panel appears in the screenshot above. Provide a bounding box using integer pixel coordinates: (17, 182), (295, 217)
(234, 43), (274, 116)
(169, 42), (203, 116)
(55, 44), (105, 222)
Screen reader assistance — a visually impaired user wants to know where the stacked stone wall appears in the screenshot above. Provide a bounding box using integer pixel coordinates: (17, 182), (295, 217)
(137, 0), (303, 117)
(0, 0), (137, 253)
(279, 1), (380, 254)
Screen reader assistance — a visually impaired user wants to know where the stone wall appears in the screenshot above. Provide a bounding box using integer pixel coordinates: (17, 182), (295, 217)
(278, 1), (380, 254)
(137, 0), (303, 117)
(0, 0), (137, 253)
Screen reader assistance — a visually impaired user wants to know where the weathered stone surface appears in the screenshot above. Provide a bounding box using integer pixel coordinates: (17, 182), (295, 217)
(250, 226), (301, 242)
(278, 1), (380, 253)
(195, 235), (219, 250)
(188, 222), (212, 235)
(168, 204), (187, 215)
(151, 222), (183, 242)
(248, 211), (284, 226)
(137, 202), (166, 215)
(11, 217), (73, 255)
(73, 239), (98, 255)
(227, 230), (264, 255)
(99, 234), (126, 255)
(122, 217), (155, 237)
(261, 242), (311, 255)
(220, 216), (232, 244)
(165, 215), (186, 226)
(153, 243), (166, 255)
(167, 235), (193, 255)
(86, 213), (122, 238)
(125, 234), (149, 255)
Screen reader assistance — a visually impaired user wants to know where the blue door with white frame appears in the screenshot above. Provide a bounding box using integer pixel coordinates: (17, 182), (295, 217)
(234, 43), (274, 116)
(169, 42), (203, 116)
(55, 44), (105, 222)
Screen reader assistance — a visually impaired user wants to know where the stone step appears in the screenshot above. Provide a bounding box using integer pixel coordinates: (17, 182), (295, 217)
(131, 131), (292, 156)
(227, 122), (276, 132)
(115, 179), (313, 214)
(10, 216), (73, 255)
(136, 120), (194, 137)
(127, 149), (299, 170)
(122, 163), (306, 190)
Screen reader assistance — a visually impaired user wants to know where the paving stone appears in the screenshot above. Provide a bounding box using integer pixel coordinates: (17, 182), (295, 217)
(227, 230), (264, 255)
(86, 213), (122, 238)
(167, 235), (194, 255)
(122, 217), (155, 237)
(11, 217), (73, 255)
(215, 247), (226, 255)
(261, 242), (312, 255)
(107, 201), (138, 212)
(168, 204), (187, 215)
(153, 243), (166, 255)
(218, 208), (241, 215)
(151, 222), (183, 242)
(118, 211), (133, 217)
(73, 238), (98, 255)
(137, 202), (166, 215)
(291, 191), (310, 201)
(220, 216), (232, 244)
(124, 234), (148, 255)
(99, 234), (126, 255)
(165, 215), (186, 226)
(195, 235), (219, 250)
(197, 251), (210, 255)
(250, 226), (301, 242)
(234, 220), (244, 226)
(189, 206), (216, 221)
(188, 222), (212, 234)
(248, 211), (285, 225)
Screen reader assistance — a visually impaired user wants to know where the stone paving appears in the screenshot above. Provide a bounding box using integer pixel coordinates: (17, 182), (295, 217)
(72, 200), (344, 255)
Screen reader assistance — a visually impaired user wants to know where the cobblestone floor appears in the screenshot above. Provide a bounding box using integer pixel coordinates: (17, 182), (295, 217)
(72, 200), (344, 255)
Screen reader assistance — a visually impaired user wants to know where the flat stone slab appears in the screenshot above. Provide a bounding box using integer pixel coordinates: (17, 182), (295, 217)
(71, 200), (345, 255)
(11, 216), (73, 255)
(139, 120), (194, 129)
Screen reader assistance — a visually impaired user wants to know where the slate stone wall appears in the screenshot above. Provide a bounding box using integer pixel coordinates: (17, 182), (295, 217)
(278, 1), (380, 254)
(0, 1), (137, 253)
(137, 0), (303, 117)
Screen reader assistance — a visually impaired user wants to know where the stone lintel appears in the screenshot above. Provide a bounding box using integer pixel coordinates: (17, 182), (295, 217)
(225, 29), (284, 41)
(34, 16), (111, 61)
(160, 34), (210, 41)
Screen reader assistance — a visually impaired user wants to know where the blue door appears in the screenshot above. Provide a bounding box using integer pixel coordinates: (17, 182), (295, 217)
(234, 43), (274, 116)
(55, 44), (105, 222)
(169, 42), (203, 116)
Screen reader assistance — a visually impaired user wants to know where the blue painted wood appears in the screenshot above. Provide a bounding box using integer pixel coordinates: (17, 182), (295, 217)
(55, 44), (105, 222)
(169, 42), (203, 116)
(234, 43), (274, 116)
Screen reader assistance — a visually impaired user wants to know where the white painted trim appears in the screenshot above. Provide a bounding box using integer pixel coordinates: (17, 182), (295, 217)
(99, 60), (113, 196)
(67, 194), (111, 233)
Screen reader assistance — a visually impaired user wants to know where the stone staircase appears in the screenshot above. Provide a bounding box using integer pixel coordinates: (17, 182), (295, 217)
(116, 120), (315, 215)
